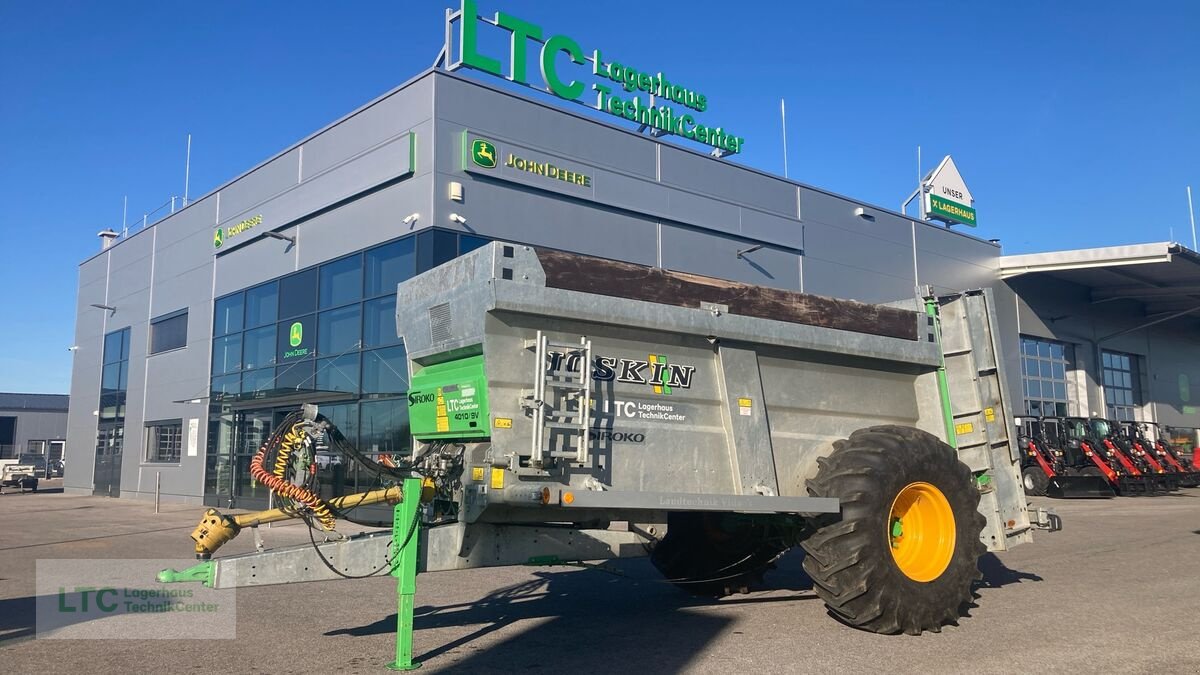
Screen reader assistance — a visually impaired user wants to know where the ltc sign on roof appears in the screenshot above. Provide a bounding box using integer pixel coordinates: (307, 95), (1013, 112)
(924, 156), (977, 227)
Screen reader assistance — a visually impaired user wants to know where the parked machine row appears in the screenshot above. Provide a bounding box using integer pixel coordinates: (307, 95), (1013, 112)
(1018, 417), (1200, 498)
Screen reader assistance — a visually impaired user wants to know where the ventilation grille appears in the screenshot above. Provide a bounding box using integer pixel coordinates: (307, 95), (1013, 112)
(429, 303), (452, 343)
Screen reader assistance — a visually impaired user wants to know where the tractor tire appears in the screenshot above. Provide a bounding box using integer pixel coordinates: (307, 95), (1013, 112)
(1022, 466), (1049, 496)
(650, 511), (787, 597)
(800, 425), (986, 635)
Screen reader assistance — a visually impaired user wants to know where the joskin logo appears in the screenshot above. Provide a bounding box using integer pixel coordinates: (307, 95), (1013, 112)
(471, 139), (497, 168)
(549, 351), (695, 395)
(289, 322), (303, 347)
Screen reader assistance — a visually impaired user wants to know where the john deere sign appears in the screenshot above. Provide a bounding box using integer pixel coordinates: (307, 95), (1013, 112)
(470, 139), (497, 168)
(451, 0), (745, 155)
(464, 133), (594, 195)
(213, 214), (263, 249)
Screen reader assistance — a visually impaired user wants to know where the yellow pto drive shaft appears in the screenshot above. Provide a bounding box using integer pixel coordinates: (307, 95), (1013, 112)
(189, 485), (404, 558)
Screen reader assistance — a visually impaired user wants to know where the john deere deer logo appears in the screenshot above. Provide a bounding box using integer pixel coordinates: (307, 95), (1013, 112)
(289, 322), (303, 347)
(213, 228), (224, 249)
(471, 139), (497, 169)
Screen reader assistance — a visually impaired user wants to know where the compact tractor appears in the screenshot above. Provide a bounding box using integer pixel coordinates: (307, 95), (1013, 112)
(159, 243), (1057, 667)
(1017, 417), (1114, 498)
(1128, 422), (1199, 487)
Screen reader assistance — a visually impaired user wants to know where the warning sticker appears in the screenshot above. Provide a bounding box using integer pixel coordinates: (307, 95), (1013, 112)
(494, 417), (513, 429)
(984, 407), (996, 423)
(471, 466), (485, 481)
(955, 422), (975, 436)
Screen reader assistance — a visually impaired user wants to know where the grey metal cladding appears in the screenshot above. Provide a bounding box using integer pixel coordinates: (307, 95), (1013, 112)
(592, 169), (669, 216)
(106, 234), (155, 301)
(301, 75), (433, 179)
(659, 223), (799, 290)
(149, 266), (211, 319)
(215, 130), (419, 255)
(295, 176), (433, 269)
(152, 196), (219, 250)
(740, 209), (802, 250)
(440, 174), (659, 266)
(664, 188), (740, 234)
(658, 144), (797, 218)
(214, 233), (297, 297)
(434, 74), (658, 179)
(801, 257), (913, 305)
(216, 148), (301, 222)
(803, 221), (915, 286)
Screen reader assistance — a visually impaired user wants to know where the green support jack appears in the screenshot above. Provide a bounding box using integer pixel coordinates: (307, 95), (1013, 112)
(387, 477), (423, 671)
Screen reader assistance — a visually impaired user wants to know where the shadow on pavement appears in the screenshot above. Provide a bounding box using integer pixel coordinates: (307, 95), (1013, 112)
(975, 552), (1043, 588)
(0, 595), (35, 643)
(327, 552), (819, 671)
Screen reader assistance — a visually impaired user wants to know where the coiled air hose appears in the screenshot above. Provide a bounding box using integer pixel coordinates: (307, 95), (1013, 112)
(250, 419), (337, 531)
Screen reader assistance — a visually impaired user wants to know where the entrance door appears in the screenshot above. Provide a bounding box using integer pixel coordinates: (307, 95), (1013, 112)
(92, 426), (124, 497)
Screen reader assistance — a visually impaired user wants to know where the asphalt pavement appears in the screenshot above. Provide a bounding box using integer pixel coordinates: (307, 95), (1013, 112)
(1, 482), (1198, 674)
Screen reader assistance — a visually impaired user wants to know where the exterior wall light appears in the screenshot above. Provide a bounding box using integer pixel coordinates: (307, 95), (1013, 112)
(736, 244), (764, 259)
(262, 231), (295, 244)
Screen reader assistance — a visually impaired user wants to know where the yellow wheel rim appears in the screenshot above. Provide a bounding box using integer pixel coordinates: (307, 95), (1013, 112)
(887, 481), (956, 582)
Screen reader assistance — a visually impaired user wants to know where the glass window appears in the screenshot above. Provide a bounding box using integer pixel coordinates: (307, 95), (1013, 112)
(362, 345), (408, 395)
(316, 354), (360, 394)
(211, 374), (240, 399)
(242, 368), (274, 393)
(416, 229), (458, 273)
(363, 296), (399, 348)
(214, 294), (244, 336)
(360, 400), (410, 457)
(150, 310), (188, 354)
(103, 328), (129, 364)
(1020, 335), (1072, 417)
(365, 238), (415, 298)
(318, 305), (361, 356)
(460, 234), (490, 254)
(102, 363), (125, 392)
(320, 255), (362, 309)
(245, 282), (278, 329)
(103, 331), (122, 364)
(145, 421), (183, 463)
(277, 315), (315, 363)
(278, 268), (317, 319)
(276, 361), (315, 391)
(242, 325), (277, 370)
(1102, 350), (1140, 420)
(212, 334), (242, 375)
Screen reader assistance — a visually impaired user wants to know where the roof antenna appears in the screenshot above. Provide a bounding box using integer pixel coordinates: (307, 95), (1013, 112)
(183, 134), (192, 207)
(780, 98), (789, 179)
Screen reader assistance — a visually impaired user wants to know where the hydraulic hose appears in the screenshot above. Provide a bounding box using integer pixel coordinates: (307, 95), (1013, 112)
(249, 423), (336, 531)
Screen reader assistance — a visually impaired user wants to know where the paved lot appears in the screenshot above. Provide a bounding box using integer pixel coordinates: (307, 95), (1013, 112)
(1, 484), (1198, 674)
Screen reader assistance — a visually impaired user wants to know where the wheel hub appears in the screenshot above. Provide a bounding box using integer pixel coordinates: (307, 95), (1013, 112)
(887, 481), (956, 582)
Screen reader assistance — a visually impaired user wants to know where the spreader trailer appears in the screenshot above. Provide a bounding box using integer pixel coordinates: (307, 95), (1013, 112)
(162, 242), (1057, 665)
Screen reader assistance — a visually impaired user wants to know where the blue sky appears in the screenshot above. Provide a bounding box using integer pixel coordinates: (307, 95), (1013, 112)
(1, 0), (1197, 394)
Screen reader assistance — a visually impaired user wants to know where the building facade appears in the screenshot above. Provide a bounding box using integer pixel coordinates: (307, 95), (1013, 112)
(0, 393), (68, 464)
(64, 69), (1198, 505)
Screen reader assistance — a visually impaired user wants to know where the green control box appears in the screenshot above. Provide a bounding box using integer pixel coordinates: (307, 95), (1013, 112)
(408, 354), (490, 441)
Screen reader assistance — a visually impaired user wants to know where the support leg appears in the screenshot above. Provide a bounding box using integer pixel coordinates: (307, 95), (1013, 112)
(388, 477), (423, 671)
